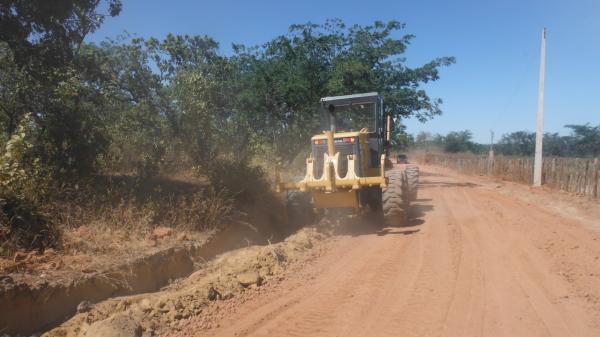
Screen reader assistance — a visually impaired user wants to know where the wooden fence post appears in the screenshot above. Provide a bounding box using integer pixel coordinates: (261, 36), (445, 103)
(427, 154), (599, 199)
(593, 158), (599, 198)
(551, 158), (556, 187)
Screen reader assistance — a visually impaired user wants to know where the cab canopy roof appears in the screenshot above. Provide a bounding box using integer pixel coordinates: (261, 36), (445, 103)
(320, 92), (380, 107)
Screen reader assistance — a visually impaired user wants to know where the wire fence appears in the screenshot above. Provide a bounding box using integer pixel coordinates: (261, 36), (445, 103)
(419, 152), (600, 199)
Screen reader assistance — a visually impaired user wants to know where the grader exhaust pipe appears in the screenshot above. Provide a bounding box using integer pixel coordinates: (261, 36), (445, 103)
(328, 103), (336, 134)
(386, 114), (392, 143)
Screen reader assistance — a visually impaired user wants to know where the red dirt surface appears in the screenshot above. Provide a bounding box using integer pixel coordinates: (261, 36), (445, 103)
(172, 165), (600, 337)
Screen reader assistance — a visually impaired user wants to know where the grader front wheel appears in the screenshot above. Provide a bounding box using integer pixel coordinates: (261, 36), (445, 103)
(382, 170), (410, 226)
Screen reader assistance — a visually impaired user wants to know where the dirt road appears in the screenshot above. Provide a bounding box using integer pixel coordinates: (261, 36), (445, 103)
(174, 166), (600, 337)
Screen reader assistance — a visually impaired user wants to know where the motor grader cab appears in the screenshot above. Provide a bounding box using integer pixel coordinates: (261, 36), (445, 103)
(277, 92), (418, 225)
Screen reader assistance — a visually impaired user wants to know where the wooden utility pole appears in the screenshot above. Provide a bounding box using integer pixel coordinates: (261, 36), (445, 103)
(533, 28), (547, 187)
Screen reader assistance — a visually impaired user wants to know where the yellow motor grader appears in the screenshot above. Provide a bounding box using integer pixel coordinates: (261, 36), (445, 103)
(276, 92), (419, 225)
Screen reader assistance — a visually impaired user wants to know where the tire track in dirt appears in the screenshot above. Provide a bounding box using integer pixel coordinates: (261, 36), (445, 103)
(453, 184), (595, 336)
(438, 189), (487, 337)
(465, 186), (598, 336)
(249, 234), (417, 337)
(207, 229), (419, 337)
(446, 186), (539, 336)
(216, 235), (379, 337)
(371, 188), (462, 337)
(174, 167), (600, 337)
(352, 220), (425, 337)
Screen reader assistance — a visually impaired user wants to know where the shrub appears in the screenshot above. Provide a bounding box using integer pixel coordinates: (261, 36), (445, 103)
(0, 197), (59, 256)
(180, 188), (234, 231)
(0, 114), (58, 255)
(198, 158), (271, 203)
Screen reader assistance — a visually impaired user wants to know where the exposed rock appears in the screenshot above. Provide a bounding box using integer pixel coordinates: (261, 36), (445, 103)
(139, 298), (151, 310)
(207, 286), (221, 301)
(85, 314), (141, 337)
(237, 271), (263, 287)
(77, 300), (93, 313)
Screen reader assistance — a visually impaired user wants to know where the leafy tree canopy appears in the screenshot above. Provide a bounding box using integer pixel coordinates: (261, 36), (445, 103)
(232, 19), (455, 159)
(0, 0), (122, 69)
(412, 126), (600, 157)
(1, 12), (456, 175)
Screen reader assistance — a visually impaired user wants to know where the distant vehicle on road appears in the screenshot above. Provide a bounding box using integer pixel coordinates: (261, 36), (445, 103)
(397, 153), (408, 164)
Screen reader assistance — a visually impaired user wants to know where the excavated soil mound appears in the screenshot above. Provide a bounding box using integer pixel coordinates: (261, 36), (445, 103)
(43, 226), (326, 337)
(0, 196), (293, 336)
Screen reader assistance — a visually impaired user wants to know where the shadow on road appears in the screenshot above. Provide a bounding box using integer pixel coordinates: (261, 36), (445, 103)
(376, 228), (420, 236)
(332, 195), (434, 237)
(410, 204), (433, 220)
(419, 181), (478, 188)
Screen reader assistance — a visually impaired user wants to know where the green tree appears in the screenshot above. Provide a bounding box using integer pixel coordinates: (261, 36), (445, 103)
(0, 42), (34, 137)
(543, 132), (571, 156)
(232, 20), (454, 161)
(565, 124), (600, 157)
(0, 0), (122, 69)
(497, 131), (535, 156)
(391, 121), (414, 151)
(443, 130), (475, 153)
(0, 0), (123, 175)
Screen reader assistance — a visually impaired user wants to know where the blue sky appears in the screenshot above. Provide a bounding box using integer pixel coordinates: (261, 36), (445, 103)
(88, 0), (600, 143)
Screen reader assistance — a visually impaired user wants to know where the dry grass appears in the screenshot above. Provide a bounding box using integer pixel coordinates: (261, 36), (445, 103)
(51, 175), (234, 242)
(1, 172), (235, 260)
(0, 197), (60, 257)
(0, 156), (279, 280)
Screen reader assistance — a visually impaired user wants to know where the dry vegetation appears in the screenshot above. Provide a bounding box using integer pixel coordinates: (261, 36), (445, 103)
(1, 2), (453, 281)
(0, 157), (274, 276)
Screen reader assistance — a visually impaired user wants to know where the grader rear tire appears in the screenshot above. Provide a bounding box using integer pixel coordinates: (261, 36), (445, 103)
(405, 165), (419, 201)
(382, 170), (410, 226)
